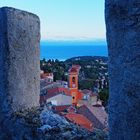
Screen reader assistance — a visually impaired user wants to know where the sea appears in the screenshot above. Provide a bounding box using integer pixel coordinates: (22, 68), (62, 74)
(40, 40), (108, 61)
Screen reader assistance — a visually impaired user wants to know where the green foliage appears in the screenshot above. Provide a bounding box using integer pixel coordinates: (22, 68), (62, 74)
(79, 79), (94, 90)
(40, 58), (67, 81)
(99, 88), (109, 106)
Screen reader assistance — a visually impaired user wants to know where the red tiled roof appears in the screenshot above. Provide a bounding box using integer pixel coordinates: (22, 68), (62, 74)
(40, 87), (59, 105)
(77, 104), (108, 130)
(72, 65), (81, 70)
(40, 73), (53, 79)
(47, 87), (70, 95)
(39, 92), (59, 105)
(68, 65), (81, 73)
(65, 113), (93, 131)
(40, 87), (71, 105)
(53, 105), (70, 112)
(60, 87), (70, 96)
(88, 105), (108, 126)
(47, 87), (59, 94)
(69, 67), (78, 73)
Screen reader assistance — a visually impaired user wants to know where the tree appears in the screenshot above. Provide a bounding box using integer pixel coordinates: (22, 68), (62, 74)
(99, 88), (109, 106)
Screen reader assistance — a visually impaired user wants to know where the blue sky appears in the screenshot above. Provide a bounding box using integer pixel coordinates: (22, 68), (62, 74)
(0, 0), (106, 41)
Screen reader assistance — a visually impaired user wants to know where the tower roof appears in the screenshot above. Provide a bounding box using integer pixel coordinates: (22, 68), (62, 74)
(69, 67), (78, 73)
(68, 65), (81, 73)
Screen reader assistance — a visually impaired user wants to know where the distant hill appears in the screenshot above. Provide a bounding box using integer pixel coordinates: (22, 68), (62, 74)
(65, 56), (108, 63)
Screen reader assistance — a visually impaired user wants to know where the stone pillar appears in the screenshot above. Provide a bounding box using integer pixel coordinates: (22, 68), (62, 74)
(0, 7), (40, 117)
(105, 1), (140, 140)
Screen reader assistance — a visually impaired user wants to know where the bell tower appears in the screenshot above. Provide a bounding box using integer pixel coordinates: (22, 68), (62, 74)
(68, 65), (81, 105)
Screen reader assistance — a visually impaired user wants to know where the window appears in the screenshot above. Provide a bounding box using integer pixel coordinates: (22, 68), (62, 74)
(72, 77), (75, 83)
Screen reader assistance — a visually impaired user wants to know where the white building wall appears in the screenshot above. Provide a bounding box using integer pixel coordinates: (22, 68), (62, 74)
(47, 94), (72, 106)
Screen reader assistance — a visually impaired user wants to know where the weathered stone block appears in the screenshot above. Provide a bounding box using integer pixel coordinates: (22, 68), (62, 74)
(0, 7), (40, 115)
(105, 1), (140, 140)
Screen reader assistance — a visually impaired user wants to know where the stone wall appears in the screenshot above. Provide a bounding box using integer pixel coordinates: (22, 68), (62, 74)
(0, 7), (40, 116)
(105, 1), (140, 140)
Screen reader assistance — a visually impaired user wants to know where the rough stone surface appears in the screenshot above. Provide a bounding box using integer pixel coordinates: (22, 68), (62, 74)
(105, 1), (140, 140)
(0, 7), (40, 115)
(0, 107), (108, 140)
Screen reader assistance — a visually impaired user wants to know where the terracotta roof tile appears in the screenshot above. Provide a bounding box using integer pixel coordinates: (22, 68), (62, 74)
(65, 113), (93, 131)
(40, 86), (71, 105)
(69, 65), (81, 73)
(72, 65), (81, 70)
(77, 104), (108, 130)
(69, 67), (78, 73)
(53, 105), (70, 112)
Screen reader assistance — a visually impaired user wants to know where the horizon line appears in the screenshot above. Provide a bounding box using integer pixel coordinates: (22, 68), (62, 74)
(41, 38), (106, 42)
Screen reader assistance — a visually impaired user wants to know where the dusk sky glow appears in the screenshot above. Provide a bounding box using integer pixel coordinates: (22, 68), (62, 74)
(0, 0), (106, 41)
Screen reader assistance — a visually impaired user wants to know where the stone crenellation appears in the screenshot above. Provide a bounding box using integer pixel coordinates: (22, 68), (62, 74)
(0, 7), (40, 116)
(105, 1), (140, 140)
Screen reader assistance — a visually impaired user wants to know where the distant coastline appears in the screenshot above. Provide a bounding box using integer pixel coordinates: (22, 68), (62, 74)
(40, 40), (108, 61)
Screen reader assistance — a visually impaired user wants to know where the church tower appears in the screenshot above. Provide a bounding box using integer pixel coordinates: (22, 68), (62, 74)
(68, 65), (81, 105)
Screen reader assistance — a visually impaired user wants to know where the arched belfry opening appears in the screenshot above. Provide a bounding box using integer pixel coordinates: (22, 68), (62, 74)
(72, 77), (76, 84)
